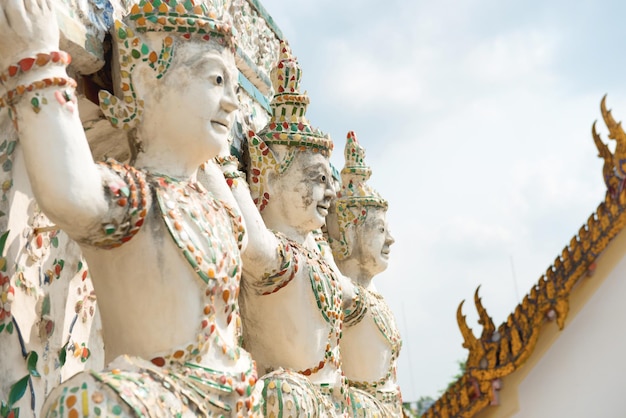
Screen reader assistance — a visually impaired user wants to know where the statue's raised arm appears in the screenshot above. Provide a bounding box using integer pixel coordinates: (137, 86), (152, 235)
(0, 0), (109, 239)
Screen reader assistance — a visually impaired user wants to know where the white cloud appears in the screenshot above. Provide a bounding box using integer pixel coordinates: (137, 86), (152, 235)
(464, 28), (560, 84)
(318, 40), (425, 111)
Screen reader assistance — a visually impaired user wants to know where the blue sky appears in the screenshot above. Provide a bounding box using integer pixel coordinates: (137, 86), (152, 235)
(259, 0), (626, 401)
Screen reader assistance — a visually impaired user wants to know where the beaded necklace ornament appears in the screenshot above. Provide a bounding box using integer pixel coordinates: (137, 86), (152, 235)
(99, 0), (235, 130)
(150, 172), (245, 366)
(247, 41), (333, 211)
(329, 131), (388, 260)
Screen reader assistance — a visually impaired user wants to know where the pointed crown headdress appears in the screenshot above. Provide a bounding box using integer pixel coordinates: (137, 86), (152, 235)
(329, 131), (388, 260)
(247, 41), (333, 211)
(99, 0), (235, 130)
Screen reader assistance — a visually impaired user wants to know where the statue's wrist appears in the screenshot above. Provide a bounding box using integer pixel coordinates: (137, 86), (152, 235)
(213, 155), (245, 187)
(214, 155), (239, 168)
(344, 285), (368, 327)
(0, 76), (77, 114)
(222, 168), (246, 188)
(1, 51), (72, 90)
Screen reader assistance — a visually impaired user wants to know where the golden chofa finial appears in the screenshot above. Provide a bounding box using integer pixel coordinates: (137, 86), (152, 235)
(592, 120), (619, 193)
(598, 95), (626, 179)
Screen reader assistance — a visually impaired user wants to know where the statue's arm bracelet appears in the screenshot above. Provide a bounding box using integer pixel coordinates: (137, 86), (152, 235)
(0, 51), (72, 85)
(344, 285), (368, 327)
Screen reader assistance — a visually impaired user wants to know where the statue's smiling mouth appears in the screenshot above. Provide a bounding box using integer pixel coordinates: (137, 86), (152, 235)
(211, 120), (229, 130)
(317, 203), (329, 215)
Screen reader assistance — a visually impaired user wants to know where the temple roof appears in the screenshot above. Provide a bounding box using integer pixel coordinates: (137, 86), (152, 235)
(422, 95), (626, 418)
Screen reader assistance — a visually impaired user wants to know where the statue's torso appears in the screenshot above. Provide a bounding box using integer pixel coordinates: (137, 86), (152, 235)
(341, 289), (402, 391)
(80, 163), (251, 374)
(240, 233), (343, 384)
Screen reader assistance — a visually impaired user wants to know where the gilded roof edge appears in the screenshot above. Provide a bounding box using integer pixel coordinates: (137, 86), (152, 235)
(422, 95), (626, 418)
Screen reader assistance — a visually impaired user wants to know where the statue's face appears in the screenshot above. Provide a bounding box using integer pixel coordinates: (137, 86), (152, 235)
(142, 43), (238, 162)
(265, 150), (335, 233)
(353, 208), (394, 277)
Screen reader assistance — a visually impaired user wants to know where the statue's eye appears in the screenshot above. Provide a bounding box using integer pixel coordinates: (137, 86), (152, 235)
(216, 75), (224, 85)
(321, 175), (327, 183)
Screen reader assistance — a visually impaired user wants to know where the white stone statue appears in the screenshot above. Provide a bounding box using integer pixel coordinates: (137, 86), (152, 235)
(0, 0), (263, 416)
(200, 41), (388, 417)
(326, 131), (403, 417)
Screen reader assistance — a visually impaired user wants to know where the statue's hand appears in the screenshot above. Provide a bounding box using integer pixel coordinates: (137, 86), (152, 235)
(0, 0), (60, 70)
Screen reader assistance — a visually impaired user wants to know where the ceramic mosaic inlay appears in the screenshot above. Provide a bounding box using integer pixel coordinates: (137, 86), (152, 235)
(261, 369), (335, 417)
(0, 0), (293, 416)
(0, 52), (72, 85)
(151, 171), (245, 364)
(343, 285), (367, 327)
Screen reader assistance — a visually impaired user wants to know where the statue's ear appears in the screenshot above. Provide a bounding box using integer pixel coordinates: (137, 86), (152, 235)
(101, 20), (176, 131)
(247, 132), (280, 212)
(328, 201), (358, 260)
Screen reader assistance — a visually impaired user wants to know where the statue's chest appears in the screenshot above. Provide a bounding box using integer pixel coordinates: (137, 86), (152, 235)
(368, 291), (402, 354)
(152, 176), (242, 303)
(304, 256), (343, 327)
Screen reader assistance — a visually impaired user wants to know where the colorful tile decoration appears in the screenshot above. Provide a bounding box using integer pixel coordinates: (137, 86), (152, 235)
(99, 0), (235, 131)
(342, 284), (368, 327)
(261, 369), (334, 417)
(79, 160), (148, 249)
(0, 52), (72, 85)
(0, 77), (77, 126)
(0, 271), (14, 329)
(247, 41), (333, 211)
(46, 356), (260, 417)
(254, 232), (360, 416)
(328, 131), (388, 261)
